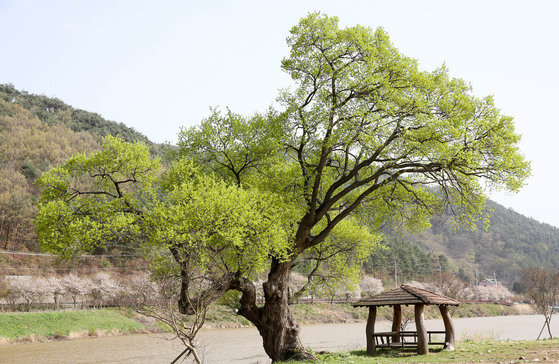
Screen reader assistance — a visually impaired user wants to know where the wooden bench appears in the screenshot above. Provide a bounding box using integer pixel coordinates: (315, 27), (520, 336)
(371, 331), (399, 349)
(427, 330), (447, 346)
(372, 330), (448, 350)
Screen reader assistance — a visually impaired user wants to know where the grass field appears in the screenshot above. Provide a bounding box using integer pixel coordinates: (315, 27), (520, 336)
(288, 338), (559, 363)
(0, 309), (145, 342)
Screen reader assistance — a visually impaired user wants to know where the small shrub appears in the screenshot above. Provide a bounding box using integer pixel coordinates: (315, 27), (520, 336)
(100, 258), (112, 269)
(51, 328), (66, 339)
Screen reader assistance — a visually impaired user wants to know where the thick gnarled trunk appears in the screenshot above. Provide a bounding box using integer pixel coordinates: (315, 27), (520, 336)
(259, 290), (303, 360)
(258, 263), (305, 361)
(238, 259), (315, 362)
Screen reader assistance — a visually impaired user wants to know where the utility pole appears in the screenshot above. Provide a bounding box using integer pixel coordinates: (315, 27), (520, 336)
(394, 261), (398, 288)
(475, 269), (479, 300)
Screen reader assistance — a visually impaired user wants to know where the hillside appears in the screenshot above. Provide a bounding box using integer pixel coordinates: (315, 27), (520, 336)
(368, 201), (559, 289)
(0, 84), (556, 290)
(424, 200), (559, 286)
(0, 84), (165, 252)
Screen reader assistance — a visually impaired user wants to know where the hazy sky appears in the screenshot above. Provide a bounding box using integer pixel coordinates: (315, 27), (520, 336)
(1, 0), (558, 227)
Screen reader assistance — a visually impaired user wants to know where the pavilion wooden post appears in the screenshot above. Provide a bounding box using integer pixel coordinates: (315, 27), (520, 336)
(439, 305), (455, 350)
(414, 304), (428, 355)
(366, 306), (377, 354)
(391, 304), (402, 343)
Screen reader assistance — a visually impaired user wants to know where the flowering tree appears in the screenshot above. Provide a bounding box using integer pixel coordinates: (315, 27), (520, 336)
(8, 277), (49, 310)
(124, 273), (159, 306)
(90, 272), (122, 308)
(47, 276), (64, 309)
(472, 285), (513, 302)
(360, 275), (384, 298)
(61, 274), (89, 308)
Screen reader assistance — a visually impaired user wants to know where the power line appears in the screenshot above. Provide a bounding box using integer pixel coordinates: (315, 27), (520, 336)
(0, 250), (141, 258)
(1, 267), (146, 271)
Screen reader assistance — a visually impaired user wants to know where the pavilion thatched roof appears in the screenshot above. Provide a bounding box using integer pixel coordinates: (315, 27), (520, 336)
(352, 285), (460, 307)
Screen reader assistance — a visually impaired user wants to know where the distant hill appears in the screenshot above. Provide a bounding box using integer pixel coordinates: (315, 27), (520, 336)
(368, 200), (559, 290)
(0, 84), (165, 155)
(427, 200), (559, 287)
(0, 84), (166, 252)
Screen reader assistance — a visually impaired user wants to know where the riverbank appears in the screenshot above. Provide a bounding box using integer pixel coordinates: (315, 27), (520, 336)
(0, 302), (536, 344)
(0, 309), (146, 345)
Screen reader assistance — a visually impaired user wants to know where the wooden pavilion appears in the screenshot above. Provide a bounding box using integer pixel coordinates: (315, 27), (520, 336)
(352, 285), (460, 355)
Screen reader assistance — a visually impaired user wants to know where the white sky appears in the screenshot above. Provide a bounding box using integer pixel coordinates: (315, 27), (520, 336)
(1, 0), (558, 227)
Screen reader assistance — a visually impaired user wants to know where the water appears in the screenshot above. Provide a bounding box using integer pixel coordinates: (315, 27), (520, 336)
(0, 315), (554, 363)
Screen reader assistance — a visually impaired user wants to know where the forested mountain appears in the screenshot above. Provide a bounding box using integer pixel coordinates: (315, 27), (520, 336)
(368, 201), (559, 289)
(0, 84), (165, 252)
(0, 84), (555, 290)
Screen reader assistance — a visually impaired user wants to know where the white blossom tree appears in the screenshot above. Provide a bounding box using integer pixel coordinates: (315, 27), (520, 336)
(47, 276), (64, 309)
(9, 277), (49, 310)
(90, 272), (122, 307)
(124, 273), (159, 306)
(360, 275), (384, 298)
(467, 285), (513, 302)
(61, 274), (89, 308)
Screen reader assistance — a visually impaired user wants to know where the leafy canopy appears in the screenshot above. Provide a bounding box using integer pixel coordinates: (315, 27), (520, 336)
(280, 13), (528, 231)
(180, 13), (529, 257)
(36, 136), (292, 281)
(147, 158), (292, 276)
(36, 136), (159, 257)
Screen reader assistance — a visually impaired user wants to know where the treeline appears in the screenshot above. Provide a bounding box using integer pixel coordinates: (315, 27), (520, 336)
(0, 84), (165, 252)
(365, 236), (448, 284)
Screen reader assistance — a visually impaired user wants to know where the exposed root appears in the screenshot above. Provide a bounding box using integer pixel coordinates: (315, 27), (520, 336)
(277, 348), (318, 362)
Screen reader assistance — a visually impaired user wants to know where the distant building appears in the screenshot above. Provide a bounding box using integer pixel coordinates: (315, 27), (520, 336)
(478, 278), (501, 287)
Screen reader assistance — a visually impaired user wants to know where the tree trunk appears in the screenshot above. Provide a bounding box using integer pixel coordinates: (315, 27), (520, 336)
(12, 228), (19, 251)
(546, 310), (553, 339)
(3, 224), (10, 249)
(233, 259), (315, 362)
(0, 216), (5, 248)
(537, 311), (552, 340)
(254, 260), (315, 362)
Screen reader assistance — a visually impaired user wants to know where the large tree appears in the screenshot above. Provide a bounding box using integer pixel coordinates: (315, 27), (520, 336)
(37, 13), (529, 362)
(178, 13), (529, 361)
